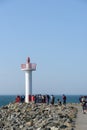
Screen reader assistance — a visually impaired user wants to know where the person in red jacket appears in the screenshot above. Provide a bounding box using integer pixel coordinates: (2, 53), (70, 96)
(31, 95), (35, 103)
(15, 95), (21, 103)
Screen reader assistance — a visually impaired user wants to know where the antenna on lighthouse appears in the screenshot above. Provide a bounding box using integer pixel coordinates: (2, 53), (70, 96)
(27, 57), (30, 63)
(21, 57), (36, 103)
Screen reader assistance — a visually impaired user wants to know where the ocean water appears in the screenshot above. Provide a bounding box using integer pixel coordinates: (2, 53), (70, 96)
(0, 95), (80, 107)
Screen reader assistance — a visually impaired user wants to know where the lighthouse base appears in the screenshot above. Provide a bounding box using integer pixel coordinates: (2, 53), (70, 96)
(25, 95), (32, 103)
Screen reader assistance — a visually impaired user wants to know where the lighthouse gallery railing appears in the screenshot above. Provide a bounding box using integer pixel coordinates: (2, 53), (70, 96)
(21, 63), (36, 70)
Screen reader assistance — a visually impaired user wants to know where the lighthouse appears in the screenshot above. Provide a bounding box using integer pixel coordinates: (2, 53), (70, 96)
(21, 57), (36, 103)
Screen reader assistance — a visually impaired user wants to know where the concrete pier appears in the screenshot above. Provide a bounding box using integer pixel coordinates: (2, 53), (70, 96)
(75, 104), (87, 130)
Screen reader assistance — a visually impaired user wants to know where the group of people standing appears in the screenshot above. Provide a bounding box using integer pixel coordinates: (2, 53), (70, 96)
(57, 94), (67, 105)
(15, 94), (55, 105)
(15, 94), (67, 105)
(15, 95), (25, 103)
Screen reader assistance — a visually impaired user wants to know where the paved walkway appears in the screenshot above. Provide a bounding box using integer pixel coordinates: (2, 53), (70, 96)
(75, 104), (87, 130)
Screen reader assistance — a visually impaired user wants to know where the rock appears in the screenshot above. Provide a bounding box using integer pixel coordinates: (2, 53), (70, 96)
(0, 103), (77, 129)
(0, 122), (4, 128)
(26, 120), (33, 126)
(51, 126), (58, 130)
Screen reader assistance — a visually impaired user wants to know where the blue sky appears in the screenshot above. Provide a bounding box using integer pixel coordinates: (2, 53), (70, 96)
(0, 0), (87, 95)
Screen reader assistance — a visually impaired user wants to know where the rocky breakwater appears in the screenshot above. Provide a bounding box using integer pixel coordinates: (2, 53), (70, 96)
(0, 103), (78, 130)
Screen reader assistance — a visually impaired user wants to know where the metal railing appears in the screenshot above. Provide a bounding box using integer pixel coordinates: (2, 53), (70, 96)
(21, 63), (36, 70)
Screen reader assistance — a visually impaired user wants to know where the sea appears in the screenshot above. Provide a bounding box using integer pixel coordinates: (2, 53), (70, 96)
(0, 95), (81, 107)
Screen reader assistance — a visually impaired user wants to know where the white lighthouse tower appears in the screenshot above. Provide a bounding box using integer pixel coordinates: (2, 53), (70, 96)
(21, 57), (36, 103)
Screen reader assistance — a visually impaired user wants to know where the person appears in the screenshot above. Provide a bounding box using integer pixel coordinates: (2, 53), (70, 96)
(34, 95), (37, 103)
(81, 96), (86, 113)
(50, 95), (55, 105)
(31, 95), (35, 103)
(62, 94), (66, 105)
(57, 99), (62, 106)
(20, 95), (25, 103)
(46, 94), (50, 105)
(15, 95), (21, 103)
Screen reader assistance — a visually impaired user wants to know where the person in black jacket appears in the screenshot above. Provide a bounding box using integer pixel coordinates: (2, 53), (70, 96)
(62, 94), (66, 105)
